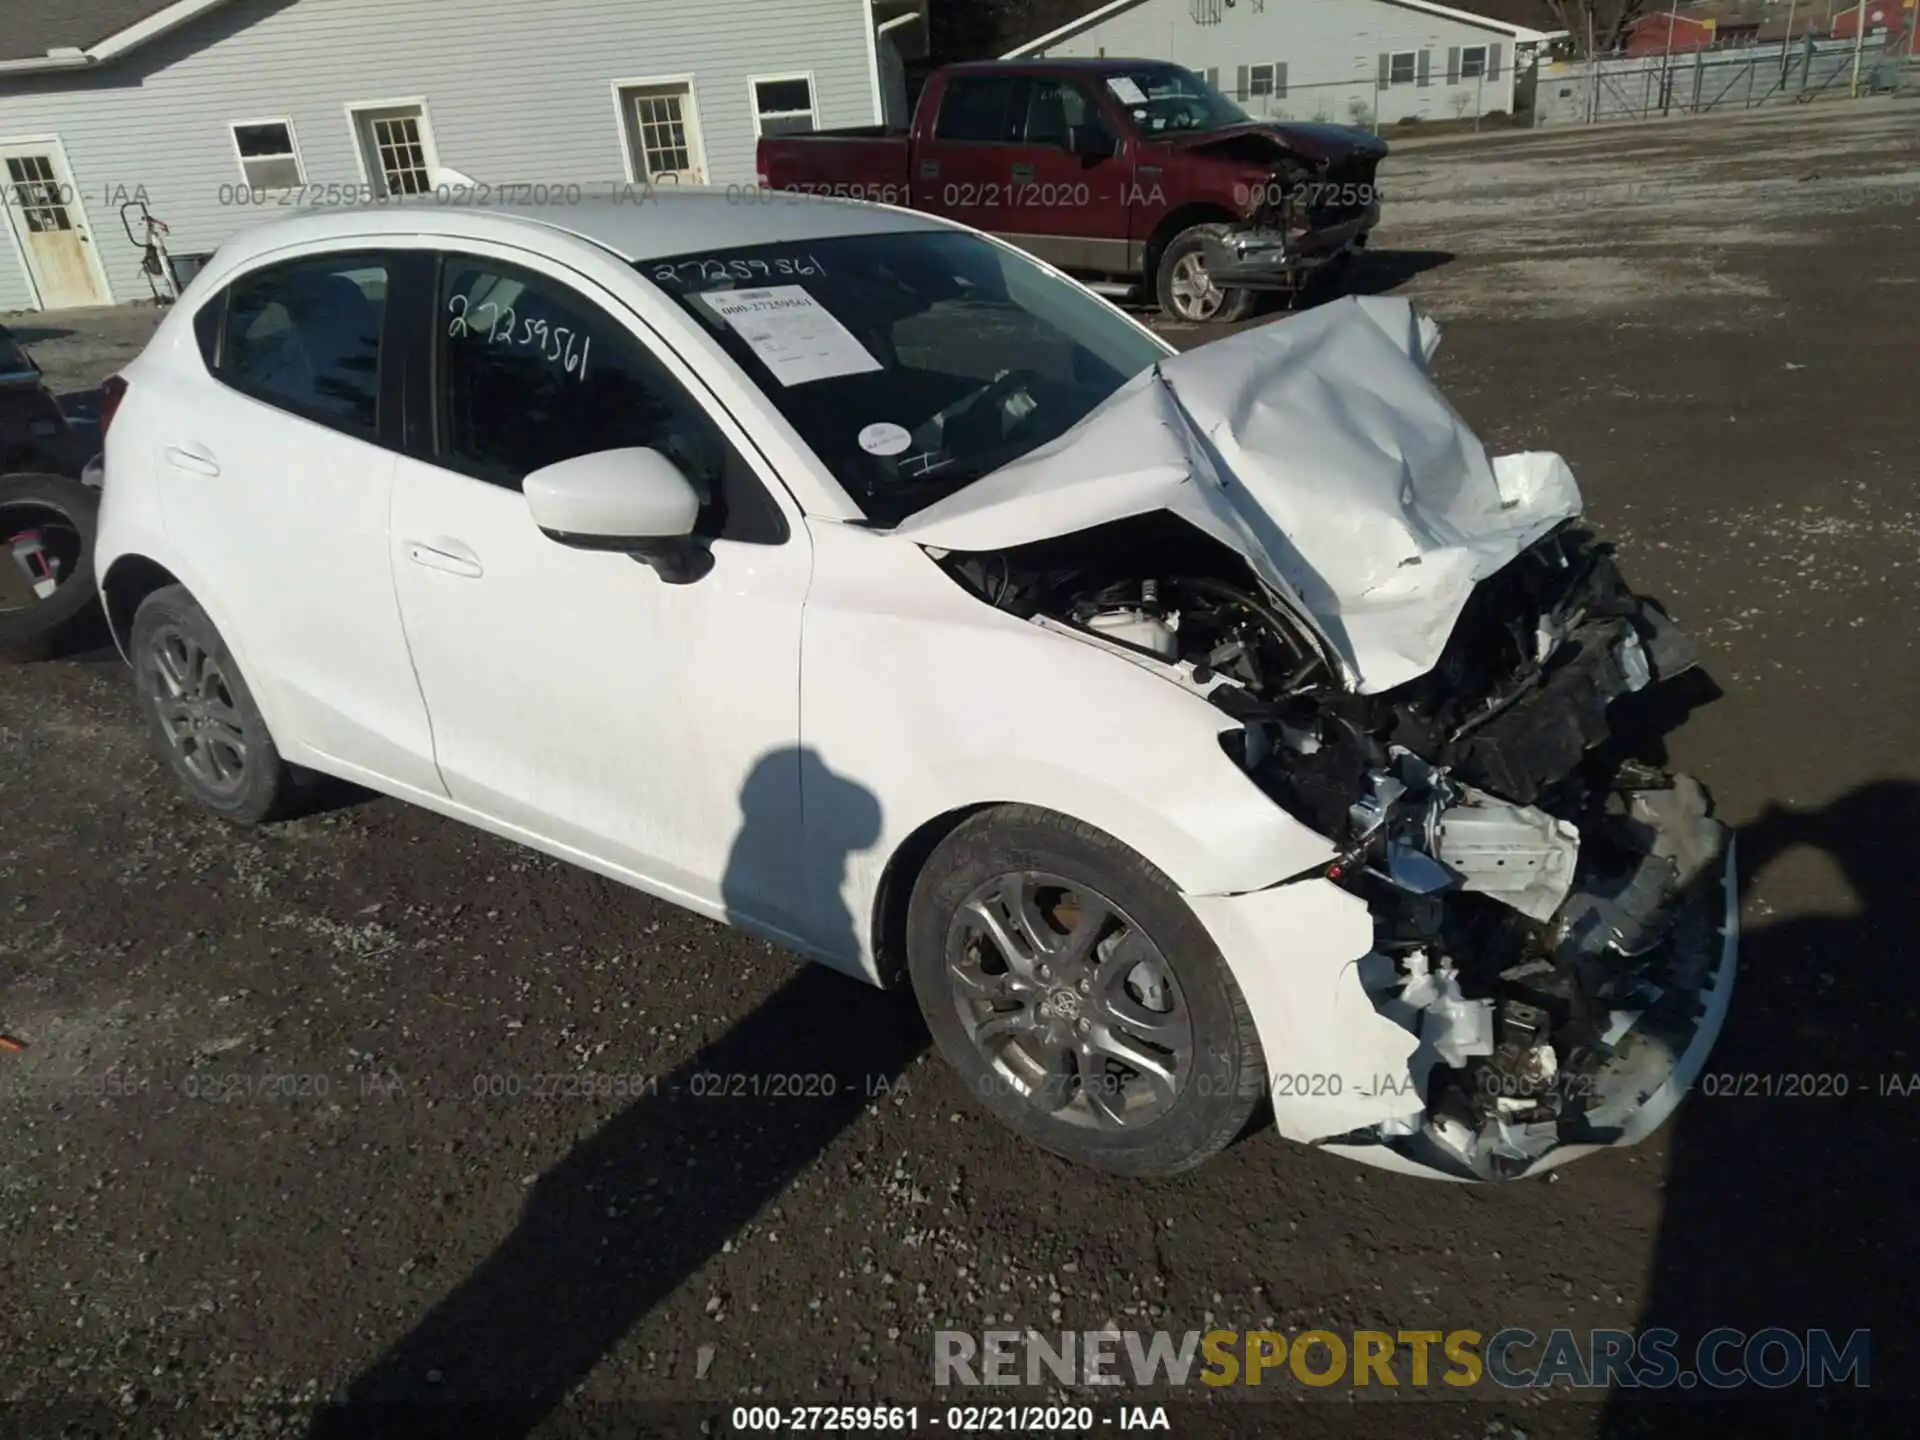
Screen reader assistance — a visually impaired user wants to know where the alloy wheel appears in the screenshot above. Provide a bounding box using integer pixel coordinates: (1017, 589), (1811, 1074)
(1168, 253), (1225, 322)
(945, 872), (1195, 1130)
(144, 625), (251, 795)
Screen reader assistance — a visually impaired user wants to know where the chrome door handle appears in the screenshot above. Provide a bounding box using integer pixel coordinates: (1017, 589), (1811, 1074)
(405, 540), (484, 580)
(164, 444), (220, 477)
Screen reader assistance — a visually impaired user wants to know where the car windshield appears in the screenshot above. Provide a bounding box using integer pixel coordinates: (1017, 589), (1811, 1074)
(1099, 64), (1251, 137)
(641, 231), (1168, 527)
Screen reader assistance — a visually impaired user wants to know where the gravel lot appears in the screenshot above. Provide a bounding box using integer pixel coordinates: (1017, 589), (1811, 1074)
(4, 100), (1917, 1439)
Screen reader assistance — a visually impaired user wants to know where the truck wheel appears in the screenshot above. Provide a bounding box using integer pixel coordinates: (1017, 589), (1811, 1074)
(0, 473), (102, 662)
(907, 805), (1267, 1176)
(1156, 225), (1258, 325)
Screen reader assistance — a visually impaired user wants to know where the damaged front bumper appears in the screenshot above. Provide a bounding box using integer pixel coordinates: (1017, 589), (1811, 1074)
(1191, 805), (1737, 1183)
(1200, 202), (1381, 291)
(1188, 531), (1739, 1182)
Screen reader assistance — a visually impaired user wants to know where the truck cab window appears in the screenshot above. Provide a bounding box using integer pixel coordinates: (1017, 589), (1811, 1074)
(936, 76), (1022, 143)
(1022, 80), (1102, 147)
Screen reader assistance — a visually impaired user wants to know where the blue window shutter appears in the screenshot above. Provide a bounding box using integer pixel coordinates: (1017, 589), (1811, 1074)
(1275, 61), (1288, 99)
(1488, 43), (1504, 81)
(1377, 52), (1390, 89)
(1417, 49), (1432, 87)
(1447, 46), (1461, 84)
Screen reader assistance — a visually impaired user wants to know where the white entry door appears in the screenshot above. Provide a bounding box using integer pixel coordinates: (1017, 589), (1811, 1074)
(620, 81), (707, 184)
(1, 142), (110, 310)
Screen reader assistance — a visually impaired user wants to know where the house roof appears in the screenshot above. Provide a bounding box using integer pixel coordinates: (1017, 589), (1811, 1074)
(0, 0), (231, 68)
(1443, 1), (1566, 32)
(1007, 0), (1559, 57)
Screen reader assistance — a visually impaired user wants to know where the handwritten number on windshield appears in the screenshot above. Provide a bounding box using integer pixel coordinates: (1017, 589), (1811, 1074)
(651, 254), (828, 286)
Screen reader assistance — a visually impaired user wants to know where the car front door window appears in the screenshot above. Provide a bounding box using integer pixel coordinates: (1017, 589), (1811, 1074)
(436, 257), (783, 542)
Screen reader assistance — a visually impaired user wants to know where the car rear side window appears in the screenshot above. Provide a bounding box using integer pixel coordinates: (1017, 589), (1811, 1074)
(434, 256), (786, 544)
(936, 76), (1022, 143)
(218, 254), (387, 435)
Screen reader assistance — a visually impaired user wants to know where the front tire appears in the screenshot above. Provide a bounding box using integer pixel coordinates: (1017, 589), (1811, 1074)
(129, 585), (304, 825)
(1155, 225), (1258, 325)
(907, 806), (1266, 1176)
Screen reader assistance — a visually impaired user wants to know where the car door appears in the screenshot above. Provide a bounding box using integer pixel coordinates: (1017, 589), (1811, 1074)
(153, 248), (445, 796)
(387, 247), (814, 931)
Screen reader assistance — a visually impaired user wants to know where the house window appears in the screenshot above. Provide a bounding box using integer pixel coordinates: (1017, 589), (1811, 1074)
(351, 104), (436, 197)
(1249, 64), (1276, 97)
(231, 121), (304, 191)
(1389, 51), (1418, 86)
(752, 76), (817, 137)
(4, 155), (72, 233)
(1460, 46), (1488, 79)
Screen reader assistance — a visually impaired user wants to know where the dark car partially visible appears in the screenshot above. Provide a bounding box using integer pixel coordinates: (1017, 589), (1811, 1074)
(0, 324), (82, 477)
(1, 322), (102, 659)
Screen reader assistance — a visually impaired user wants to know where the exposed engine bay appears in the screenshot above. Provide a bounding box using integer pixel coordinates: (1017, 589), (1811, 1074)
(939, 510), (1732, 1180)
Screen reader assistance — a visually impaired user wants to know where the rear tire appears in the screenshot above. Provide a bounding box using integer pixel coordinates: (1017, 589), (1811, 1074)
(0, 473), (101, 662)
(129, 585), (305, 825)
(1155, 224), (1258, 325)
(907, 806), (1266, 1176)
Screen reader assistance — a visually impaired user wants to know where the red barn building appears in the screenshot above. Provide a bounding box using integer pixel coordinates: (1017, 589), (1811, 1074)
(1623, 11), (1718, 56)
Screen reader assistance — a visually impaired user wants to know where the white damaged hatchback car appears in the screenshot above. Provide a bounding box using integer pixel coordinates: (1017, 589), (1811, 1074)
(95, 193), (1736, 1181)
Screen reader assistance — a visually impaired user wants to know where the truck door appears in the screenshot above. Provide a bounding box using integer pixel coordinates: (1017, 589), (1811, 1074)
(911, 73), (1022, 237)
(995, 77), (1133, 277)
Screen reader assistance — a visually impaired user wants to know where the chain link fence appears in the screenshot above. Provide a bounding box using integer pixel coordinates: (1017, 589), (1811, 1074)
(1535, 37), (1920, 127)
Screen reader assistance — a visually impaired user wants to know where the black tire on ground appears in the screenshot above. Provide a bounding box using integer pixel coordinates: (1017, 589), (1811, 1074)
(0, 472), (102, 662)
(1154, 224), (1259, 325)
(906, 805), (1268, 1176)
(128, 584), (306, 825)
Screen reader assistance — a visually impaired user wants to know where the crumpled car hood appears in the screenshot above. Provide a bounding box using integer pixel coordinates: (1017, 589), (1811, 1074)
(892, 296), (1583, 694)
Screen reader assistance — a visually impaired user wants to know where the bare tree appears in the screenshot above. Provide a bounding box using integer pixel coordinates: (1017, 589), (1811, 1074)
(930, 0), (1099, 60)
(1544, 0), (1655, 58)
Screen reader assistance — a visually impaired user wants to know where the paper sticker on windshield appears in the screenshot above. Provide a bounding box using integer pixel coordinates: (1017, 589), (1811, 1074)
(698, 285), (881, 388)
(1106, 76), (1149, 106)
(858, 422), (912, 457)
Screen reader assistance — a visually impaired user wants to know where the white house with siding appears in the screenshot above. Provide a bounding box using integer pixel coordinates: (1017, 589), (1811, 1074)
(0, 0), (928, 313)
(1007, 0), (1551, 131)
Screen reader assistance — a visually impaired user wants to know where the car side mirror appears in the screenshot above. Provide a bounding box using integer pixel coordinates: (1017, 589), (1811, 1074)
(1064, 124), (1117, 158)
(524, 447), (712, 583)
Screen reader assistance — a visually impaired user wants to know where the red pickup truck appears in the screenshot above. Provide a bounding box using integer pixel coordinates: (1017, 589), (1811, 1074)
(757, 58), (1387, 324)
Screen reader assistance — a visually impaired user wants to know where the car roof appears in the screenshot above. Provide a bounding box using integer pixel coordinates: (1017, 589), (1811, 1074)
(207, 187), (952, 270)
